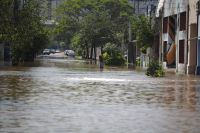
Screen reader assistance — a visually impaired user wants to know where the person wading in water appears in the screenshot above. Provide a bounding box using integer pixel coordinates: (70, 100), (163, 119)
(99, 55), (104, 70)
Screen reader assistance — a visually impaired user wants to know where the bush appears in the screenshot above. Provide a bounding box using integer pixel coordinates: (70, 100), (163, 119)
(146, 60), (165, 77)
(102, 43), (126, 66)
(136, 57), (140, 66)
(103, 52), (125, 66)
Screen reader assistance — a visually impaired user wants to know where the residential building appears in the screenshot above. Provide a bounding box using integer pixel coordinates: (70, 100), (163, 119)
(156, 0), (186, 73)
(156, 0), (200, 75)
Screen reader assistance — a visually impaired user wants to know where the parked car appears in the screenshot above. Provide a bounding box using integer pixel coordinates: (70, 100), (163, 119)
(43, 49), (50, 55)
(64, 50), (75, 57)
(55, 49), (61, 53)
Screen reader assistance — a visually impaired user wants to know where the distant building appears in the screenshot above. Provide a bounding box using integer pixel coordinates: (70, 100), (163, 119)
(47, 0), (64, 20)
(129, 0), (158, 15)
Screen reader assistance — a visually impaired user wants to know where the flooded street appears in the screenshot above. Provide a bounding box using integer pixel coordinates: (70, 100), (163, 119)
(0, 59), (200, 133)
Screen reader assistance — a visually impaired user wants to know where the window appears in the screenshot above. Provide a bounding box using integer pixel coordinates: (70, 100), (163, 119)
(180, 12), (186, 31)
(163, 17), (168, 33)
(163, 41), (167, 61)
(179, 40), (185, 64)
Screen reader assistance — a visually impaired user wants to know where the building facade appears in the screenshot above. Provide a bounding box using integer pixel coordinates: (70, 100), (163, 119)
(47, 0), (64, 20)
(156, 0), (200, 74)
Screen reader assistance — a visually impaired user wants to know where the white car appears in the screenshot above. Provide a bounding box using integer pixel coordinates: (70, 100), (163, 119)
(64, 50), (75, 57)
(43, 49), (50, 55)
(55, 49), (61, 53)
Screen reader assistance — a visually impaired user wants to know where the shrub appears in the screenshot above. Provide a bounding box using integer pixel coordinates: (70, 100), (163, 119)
(136, 57), (140, 66)
(103, 52), (125, 66)
(146, 60), (165, 77)
(102, 43), (126, 66)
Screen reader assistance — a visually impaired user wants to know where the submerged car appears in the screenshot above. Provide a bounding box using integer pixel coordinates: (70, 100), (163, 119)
(64, 50), (75, 57)
(43, 49), (50, 55)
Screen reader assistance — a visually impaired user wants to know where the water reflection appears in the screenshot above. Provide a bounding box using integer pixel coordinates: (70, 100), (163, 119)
(0, 59), (200, 133)
(0, 76), (32, 101)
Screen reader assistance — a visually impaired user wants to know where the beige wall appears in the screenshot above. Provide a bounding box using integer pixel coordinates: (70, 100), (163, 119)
(189, 0), (198, 24)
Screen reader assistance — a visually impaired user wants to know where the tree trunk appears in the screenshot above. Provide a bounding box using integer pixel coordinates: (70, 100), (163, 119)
(101, 46), (103, 55)
(94, 43), (96, 61)
(86, 44), (89, 59)
(90, 44), (93, 59)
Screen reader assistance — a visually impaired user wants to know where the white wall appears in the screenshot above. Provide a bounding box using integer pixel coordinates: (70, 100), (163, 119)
(163, 0), (187, 17)
(162, 33), (168, 42)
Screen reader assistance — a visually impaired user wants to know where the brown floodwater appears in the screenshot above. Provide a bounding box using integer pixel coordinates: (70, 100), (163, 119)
(0, 58), (200, 133)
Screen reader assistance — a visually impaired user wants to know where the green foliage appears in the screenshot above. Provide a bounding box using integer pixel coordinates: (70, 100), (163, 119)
(32, 33), (49, 53)
(0, 0), (49, 64)
(146, 60), (165, 77)
(71, 33), (85, 56)
(132, 15), (154, 52)
(103, 43), (126, 66)
(0, 0), (15, 42)
(55, 0), (133, 55)
(136, 57), (140, 66)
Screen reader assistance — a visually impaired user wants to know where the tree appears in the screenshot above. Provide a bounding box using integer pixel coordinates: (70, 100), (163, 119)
(0, 0), (49, 64)
(103, 43), (126, 66)
(131, 15), (154, 53)
(79, 10), (117, 60)
(55, 0), (133, 60)
(0, 0), (14, 42)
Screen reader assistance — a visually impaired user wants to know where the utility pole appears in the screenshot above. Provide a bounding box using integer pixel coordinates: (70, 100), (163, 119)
(176, 0), (180, 72)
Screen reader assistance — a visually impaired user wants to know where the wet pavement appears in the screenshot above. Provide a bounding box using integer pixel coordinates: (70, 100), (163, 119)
(0, 58), (200, 133)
